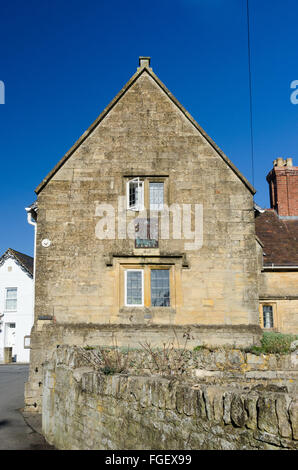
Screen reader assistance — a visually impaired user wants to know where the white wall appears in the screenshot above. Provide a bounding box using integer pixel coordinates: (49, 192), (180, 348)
(0, 257), (34, 363)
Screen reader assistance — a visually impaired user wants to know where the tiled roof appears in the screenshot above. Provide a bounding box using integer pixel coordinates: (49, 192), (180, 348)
(255, 210), (298, 267)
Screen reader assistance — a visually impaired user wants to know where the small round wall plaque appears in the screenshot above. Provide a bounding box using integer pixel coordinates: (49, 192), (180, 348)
(41, 239), (51, 247)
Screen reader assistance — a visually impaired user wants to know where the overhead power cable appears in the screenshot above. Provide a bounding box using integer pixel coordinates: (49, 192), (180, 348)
(246, 0), (255, 188)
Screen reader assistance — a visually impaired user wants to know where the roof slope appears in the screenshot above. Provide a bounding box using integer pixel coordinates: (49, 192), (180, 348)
(35, 62), (255, 195)
(0, 248), (34, 276)
(255, 210), (298, 267)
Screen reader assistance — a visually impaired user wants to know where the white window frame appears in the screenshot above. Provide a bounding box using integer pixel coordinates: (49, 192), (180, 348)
(5, 287), (18, 312)
(127, 178), (144, 211)
(124, 269), (144, 307)
(24, 335), (31, 349)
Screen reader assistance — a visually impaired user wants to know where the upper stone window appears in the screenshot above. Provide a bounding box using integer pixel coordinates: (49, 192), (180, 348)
(149, 182), (164, 211)
(127, 178), (144, 211)
(126, 177), (165, 212)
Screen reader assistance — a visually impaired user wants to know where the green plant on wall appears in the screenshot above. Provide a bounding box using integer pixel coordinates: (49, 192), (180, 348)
(249, 332), (298, 355)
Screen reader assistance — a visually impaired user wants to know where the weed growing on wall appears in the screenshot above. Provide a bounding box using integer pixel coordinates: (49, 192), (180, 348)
(248, 332), (298, 355)
(139, 328), (194, 376)
(80, 335), (131, 375)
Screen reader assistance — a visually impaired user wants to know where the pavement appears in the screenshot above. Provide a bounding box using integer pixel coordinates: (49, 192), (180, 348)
(0, 364), (55, 450)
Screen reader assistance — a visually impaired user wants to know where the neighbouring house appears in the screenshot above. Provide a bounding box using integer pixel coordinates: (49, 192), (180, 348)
(25, 57), (263, 411)
(255, 157), (298, 334)
(0, 248), (34, 363)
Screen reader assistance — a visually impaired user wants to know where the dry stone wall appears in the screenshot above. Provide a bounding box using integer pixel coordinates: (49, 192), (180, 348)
(42, 346), (298, 450)
(24, 322), (262, 412)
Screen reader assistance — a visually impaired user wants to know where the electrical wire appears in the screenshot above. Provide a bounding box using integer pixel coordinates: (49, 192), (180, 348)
(246, 0), (255, 188)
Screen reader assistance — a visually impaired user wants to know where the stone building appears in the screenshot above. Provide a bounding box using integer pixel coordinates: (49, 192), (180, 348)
(25, 57), (264, 411)
(256, 158), (298, 333)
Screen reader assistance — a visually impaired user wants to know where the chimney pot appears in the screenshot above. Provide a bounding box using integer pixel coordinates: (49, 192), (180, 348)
(267, 157), (298, 216)
(138, 57), (151, 68)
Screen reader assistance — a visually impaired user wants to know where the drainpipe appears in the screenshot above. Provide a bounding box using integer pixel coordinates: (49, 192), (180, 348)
(25, 207), (37, 315)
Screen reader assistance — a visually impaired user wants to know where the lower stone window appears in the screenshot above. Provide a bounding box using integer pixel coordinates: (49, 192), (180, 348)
(151, 269), (170, 306)
(262, 305), (274, 329)
(125, 270), (144, 306)
(124, 266), (171, 307)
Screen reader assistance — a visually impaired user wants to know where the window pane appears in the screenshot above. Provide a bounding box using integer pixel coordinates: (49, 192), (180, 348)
(150, 183), (164, 211)
(126, 271), (143, 305)
(5, 299), (17, 310)
(5, 288), (17, 310)
(128, 179), (143, 210)
(263, 305), (274, 328)
(129, 182), (142, 207)
(6, 288), (17, 299)
(129, 183), (137, 207)
(151, 269), (170, 307)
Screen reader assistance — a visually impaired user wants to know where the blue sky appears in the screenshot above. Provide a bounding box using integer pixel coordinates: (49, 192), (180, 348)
(0, 0), (298, 257)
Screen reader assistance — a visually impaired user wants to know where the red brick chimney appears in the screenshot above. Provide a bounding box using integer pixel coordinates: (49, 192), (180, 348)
(266, 158), (298, 216)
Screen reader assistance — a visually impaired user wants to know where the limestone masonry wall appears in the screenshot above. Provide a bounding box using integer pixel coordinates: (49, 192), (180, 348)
(42, 346), (298, 450)
(25, 322), (262, 412)
(34, 71), (259, 328)
(259, 271), (298, 334)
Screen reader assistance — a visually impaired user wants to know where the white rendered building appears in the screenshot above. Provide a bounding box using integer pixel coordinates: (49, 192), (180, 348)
(0, 249), (34, 363)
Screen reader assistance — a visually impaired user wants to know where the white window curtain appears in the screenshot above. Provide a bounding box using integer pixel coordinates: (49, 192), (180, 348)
(149, 182), (164, 211)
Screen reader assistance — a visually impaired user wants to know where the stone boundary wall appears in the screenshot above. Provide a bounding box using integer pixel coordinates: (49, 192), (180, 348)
(42, 346), (298, 450)
(81, 346), (298, 394)
(25, 322), (262, 412)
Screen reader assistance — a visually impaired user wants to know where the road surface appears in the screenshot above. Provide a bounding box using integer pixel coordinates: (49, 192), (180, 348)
(0, 364), (54, 450)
